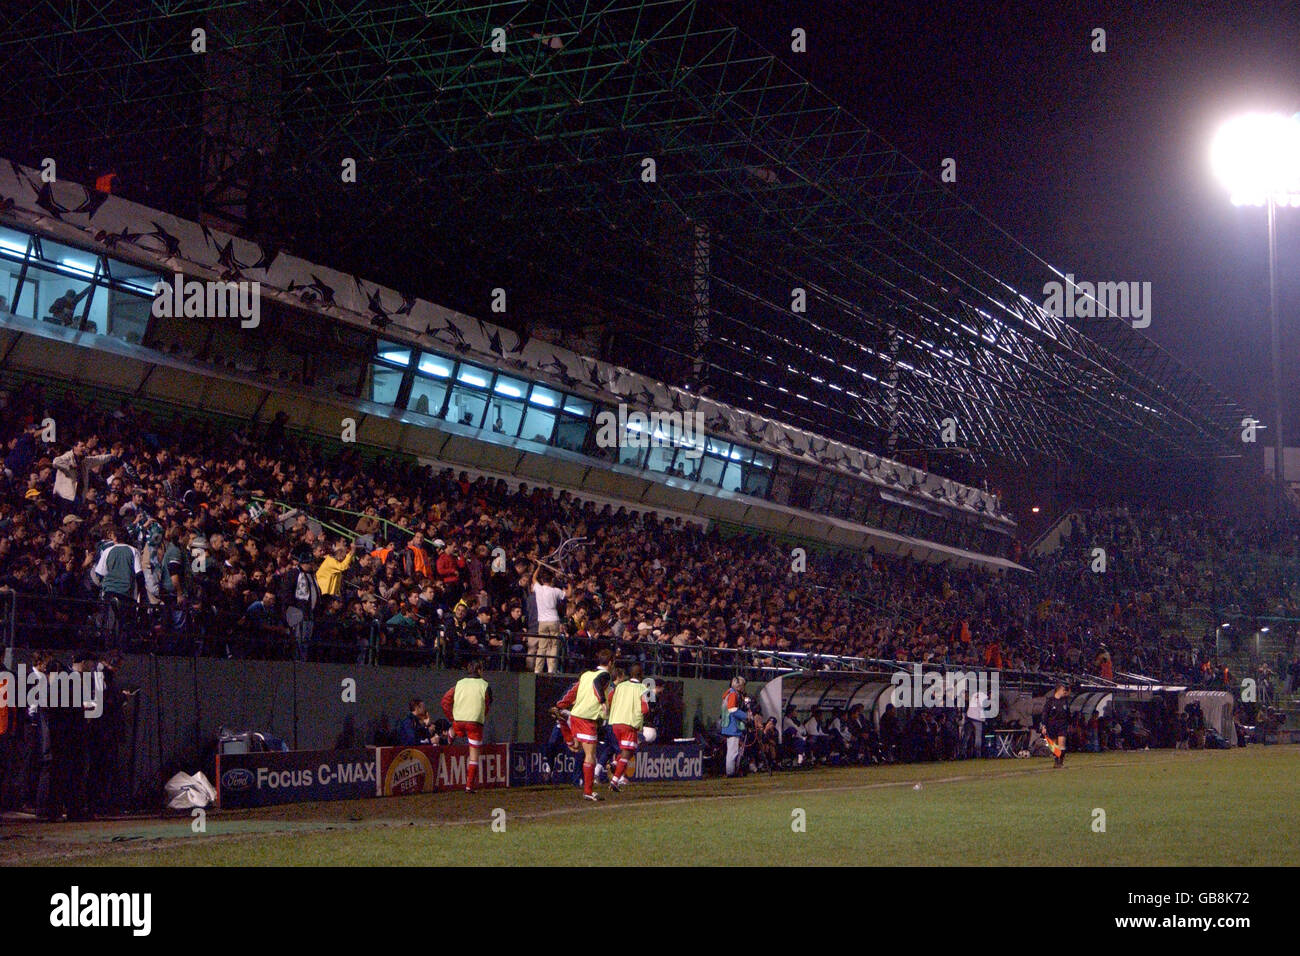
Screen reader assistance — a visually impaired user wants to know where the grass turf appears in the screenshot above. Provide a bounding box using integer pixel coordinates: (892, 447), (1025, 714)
(5, 746), (1296, 866)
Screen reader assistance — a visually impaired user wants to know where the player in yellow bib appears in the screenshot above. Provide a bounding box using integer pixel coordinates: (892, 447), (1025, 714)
(607, 662), (653, 792)
(555, 648), (613, 801)
(440, 658), (493, 792)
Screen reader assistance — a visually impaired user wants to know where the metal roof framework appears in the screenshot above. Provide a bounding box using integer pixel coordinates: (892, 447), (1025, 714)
(0, 0), (1248, 469)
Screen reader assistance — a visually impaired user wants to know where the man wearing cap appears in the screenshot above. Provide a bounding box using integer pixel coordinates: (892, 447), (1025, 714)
(279, 548), (321, 661)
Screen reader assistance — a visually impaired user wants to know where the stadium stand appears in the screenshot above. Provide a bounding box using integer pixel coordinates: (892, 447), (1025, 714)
(3, 374), (1295, 704)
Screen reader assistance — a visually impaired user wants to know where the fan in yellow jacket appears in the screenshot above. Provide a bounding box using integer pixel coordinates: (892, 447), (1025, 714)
(315, 540), (357, 596)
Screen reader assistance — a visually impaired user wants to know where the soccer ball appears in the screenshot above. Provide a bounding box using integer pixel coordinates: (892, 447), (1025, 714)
(642, 727), (657, 744)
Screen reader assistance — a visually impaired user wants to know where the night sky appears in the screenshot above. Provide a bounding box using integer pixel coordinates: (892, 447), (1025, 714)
(723, 0), (1300, 442)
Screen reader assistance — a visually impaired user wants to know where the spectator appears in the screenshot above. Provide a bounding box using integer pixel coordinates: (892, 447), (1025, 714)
(315, 540), (357, 596)
(397, 699), (433, 745)
(279, 548), (321, 661)
(51, 438), (113, 517)
(531, 565), (568, 674)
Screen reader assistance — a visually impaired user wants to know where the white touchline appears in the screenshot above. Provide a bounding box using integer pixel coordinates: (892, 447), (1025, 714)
(20, 751), (1217, 863)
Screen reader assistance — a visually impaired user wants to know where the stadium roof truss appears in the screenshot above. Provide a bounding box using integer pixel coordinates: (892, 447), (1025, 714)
(0, 0), (1248, 468)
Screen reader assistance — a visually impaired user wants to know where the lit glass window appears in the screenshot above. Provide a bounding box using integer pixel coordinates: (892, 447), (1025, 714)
(520, 407), (557, 443)
(0, 227), (31, 260)
(408, 377), (448, 416)
(22, 262), (92, 331)
(697, 456), (726, 487)
(416, 353), (453, 378)
(444, 386), (489, 428)
(371, 367), (403, 405)
(529, 385), (562, 408)
(554, 413), (590, 452)
(455, 363), (492, 388)
(376, 340), (412, 366)
(493, 374), (528, 398)
(740, 465), (770, 497)
(562, 395), (593, 416)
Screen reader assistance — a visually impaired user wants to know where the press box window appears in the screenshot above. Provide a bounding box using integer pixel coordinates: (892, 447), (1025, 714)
(444, 362), (493, 428)
(552, 393), (593, 452)
(369, 339), (413, 407)
(487, 375), (529, 436)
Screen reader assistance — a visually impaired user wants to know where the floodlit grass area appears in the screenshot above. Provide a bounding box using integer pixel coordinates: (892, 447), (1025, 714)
(6, 747), (1297, 866)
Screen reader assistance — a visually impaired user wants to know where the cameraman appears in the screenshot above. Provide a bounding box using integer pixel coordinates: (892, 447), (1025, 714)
(720, 676), (752, 777)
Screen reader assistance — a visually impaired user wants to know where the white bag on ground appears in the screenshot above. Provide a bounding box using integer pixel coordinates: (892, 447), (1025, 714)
(164, 771), (216, 810)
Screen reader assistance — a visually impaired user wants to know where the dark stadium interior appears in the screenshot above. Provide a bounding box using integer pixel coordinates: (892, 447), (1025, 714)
(0, 0), (1298, 877)
(2, 1), (1284, 490)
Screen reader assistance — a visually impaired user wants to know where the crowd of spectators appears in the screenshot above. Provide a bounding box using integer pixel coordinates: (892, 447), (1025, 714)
(1, 379), (1297, 690)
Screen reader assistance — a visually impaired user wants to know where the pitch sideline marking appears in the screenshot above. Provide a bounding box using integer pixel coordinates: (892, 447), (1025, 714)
(11, 749), (1227, 862)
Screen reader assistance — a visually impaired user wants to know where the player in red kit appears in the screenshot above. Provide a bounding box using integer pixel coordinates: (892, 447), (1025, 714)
(607, 662), (652, 792)
(440, 658), (493, 792)
(555, 648), (613, 801)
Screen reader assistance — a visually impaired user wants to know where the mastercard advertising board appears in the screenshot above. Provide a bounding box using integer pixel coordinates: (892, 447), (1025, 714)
(375, 743), (510, 796)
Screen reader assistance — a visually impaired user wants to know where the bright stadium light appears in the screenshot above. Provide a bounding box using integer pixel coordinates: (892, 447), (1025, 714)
(1211, 112), (1300, 206)
(1212, 111), (1300, 506)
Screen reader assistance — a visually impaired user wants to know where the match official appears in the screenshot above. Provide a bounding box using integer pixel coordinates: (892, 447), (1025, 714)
(1041, 683), (1070, 768)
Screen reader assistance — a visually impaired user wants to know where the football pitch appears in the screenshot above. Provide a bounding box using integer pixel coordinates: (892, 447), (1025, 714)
(5, 747), (1297, 867)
